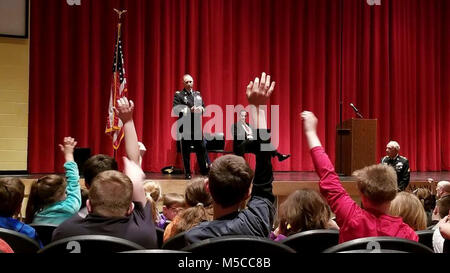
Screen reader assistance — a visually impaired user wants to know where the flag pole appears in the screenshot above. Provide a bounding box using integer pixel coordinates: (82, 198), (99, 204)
(112, 9), (127, 159)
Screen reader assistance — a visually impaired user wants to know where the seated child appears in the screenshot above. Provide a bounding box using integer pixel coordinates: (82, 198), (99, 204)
(143, 180), (163, 226)
(0, 177), (43, 247)
(389, 192), (427, 231)
(271, 189), (339, 241)
(432, 195), (450, 252)
(412, 187), (436, 227)
(158, 193), (185, 229)
(163, 177), (213, 241)
(26, 137), (81, 225)
(301, 111), (418, 243)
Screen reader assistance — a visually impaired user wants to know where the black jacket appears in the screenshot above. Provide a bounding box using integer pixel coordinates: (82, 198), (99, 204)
(381, 155), (410, 191)
(172, 89), (205, 138)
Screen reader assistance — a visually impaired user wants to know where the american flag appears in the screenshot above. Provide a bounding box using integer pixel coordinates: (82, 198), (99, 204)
(105, 28), (127, 150)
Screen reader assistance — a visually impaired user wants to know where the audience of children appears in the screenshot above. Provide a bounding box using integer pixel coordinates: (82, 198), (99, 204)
(1, 75), (448, 253)
(52, 97), (158, 249)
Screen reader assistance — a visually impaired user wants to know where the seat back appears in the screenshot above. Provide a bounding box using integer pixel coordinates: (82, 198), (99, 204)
(416, 229), (434, 251)
(38, 235), (145, 253)
(162, 231), (188, 250)
(281, 229), (339, 253)
(30, 224), (58, 247)
(155, 227), (165, 248)
(182, 235), (296, 254)
(444, 240), (449, 253)
(323, 236), (433, 253)
(121, 249), (190, 253)
(0, 228), (40, 253)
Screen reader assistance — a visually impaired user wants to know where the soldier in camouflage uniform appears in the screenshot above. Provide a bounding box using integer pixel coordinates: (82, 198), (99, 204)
(381, 141), (410, 191)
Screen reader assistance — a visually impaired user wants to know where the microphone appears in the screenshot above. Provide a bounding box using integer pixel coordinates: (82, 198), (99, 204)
(350, 103), (363, 118)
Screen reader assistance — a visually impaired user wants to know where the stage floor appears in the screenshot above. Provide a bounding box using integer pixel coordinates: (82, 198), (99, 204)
(144, 171), (449, 182)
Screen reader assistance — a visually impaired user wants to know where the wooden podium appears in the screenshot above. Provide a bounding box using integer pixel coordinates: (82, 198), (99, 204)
(335, 119), (377, 176)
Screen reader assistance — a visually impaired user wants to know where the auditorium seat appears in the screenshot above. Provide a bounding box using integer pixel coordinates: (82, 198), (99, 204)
(121, 249), (189, 253)
(416, 229), (434, 251)
(155, 227), (165, 248)
(162, 231), (188, 250)
(281, 229), (339, 253)
(182, 235), (296, 254)
(323, 236), (433, 253)
(30, 223), (58, 247)
(443, 240), (449, 253)
(38, 235), (145, 253)
(0, 228), (40, 253)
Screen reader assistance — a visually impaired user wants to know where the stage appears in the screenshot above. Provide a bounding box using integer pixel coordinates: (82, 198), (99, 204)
(7, 171), (449, 215)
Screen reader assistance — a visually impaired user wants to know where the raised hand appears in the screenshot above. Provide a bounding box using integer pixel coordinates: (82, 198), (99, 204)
(59, 136), (77, 162)
(300, 111), (322, 149)
(246, 72), (276, 106)
(114, 97), (135, 123)
(300, 111), (318, 133)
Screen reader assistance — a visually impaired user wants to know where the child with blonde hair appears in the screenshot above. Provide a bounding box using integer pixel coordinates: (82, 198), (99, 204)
(26, 137), (81, 225)
(389, 192), (427, 231)
(143, 180), (163, 226)
(301, 111), (417, 243)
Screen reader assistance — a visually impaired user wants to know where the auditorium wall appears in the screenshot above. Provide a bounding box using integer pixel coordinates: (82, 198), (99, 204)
(0, 37), (29, 171)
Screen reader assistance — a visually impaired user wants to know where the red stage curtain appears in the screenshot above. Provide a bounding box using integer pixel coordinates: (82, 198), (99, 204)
(28, 0), (449, 173)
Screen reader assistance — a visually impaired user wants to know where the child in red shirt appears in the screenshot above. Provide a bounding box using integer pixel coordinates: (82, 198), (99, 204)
(301, 111), (418, 243)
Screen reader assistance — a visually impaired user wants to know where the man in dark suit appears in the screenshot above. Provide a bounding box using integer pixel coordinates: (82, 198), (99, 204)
(231, 110), (290, 162)
(172, 74), (209, 179)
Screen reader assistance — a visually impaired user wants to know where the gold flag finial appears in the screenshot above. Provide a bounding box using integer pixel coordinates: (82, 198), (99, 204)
(114, 9), (127, 20)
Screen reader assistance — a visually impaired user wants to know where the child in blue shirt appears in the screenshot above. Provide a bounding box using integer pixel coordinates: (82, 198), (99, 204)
(26, 137), (81, 226)
(0, 177), (43, 248)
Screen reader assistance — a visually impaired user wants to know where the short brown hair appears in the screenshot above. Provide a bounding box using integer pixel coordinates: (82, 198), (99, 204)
(162, 193), (185, 208)
(413, 187), (435, 212)
(389, 192), (427, 231)
(208, 155), (254, 208)
(0, 177), (25, 217)
(437, 195), (450, 219)
(278, 189), (331, 236)
(26, 175), (66, 223)
(83, 154), (118, 188)
(185, 178), (212, 207)
(354, 164), (397, 204)
(88, 170), (133, 217)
